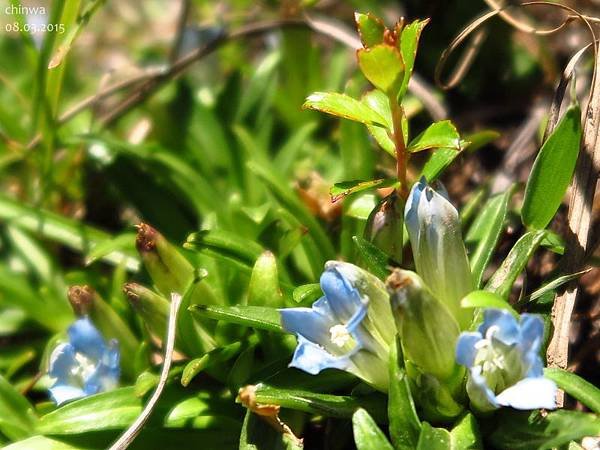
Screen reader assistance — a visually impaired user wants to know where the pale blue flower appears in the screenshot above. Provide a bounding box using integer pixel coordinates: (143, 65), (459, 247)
(405, 179), (474, 329)
(456, 309), (556, 411)
(280, 261), (395, 391)
(48, 317), (120, 405)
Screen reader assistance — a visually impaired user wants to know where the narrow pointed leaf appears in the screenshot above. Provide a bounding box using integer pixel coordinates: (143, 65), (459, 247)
(388, 340), (421, 450)
(353, 408), (394, 450)
(398, 19), (429, 99)
(330, 179), (397, 202)
(253, 385), (386, 421)
(352, 235), (390, 280)
(488, 410), (600, 450)
(523, 269), (591, 303)
(485, 230), (546, 298)
(522, 105), (582, 229)
(544, 368), (600, 414)
(466, 187), (514, 287)
(190, 305), (283, 333)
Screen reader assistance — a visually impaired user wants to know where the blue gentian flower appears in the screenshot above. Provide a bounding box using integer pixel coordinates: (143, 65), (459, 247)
(405, 179), (474, 329)
(48, 317), (120, 405)
(456, 309), (557, 412)
(280, 261), (395, 391)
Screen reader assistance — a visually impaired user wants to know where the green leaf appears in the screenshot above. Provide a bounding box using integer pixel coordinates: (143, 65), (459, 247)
(522, 105), (582, 229)
(419, 130), (493, 181)
(416, 422), (451, 449)
(487, 409), (600, 450)
(292, 283), (321, 304)
(352, 235), (390, 280)
(544, 368), (600, 414)
(190, 305), (283, 333)
(466, 187), (515, 287)
(450, 413), (482, 449)
(248, 160), (335, 262)
(352, 408), (394, 450)
(346, 194), (378, 221)
(540, 230), (565, 254)
(368, 125), (396, 156)
(330, 179), (397, 202)
(354, 12), (385, 47)
(357, 45), (404, 95)
(420, 148), (461, 182)
(464, 130), (500, 152)
(0, 375), (37, 440)
(522, 269), (591, 303)
(0, 194), (139, 271)
(0, 265), (73, 332)
(461, 290), (519, 317)
(181, 341), (245, 387)
(2, 436), (78, 450)
(303, 92), (387, 127)
(185, 229), (264, 267)
(36, 388), (142, 434)
(240, 409), (303, 450)
(407, 121), (461, 153)
(253, 385), (386, 421)
(398, 19), (429, 100)
(388, 339), (420, 450)
(485, 230), (547, 298)
(85, 232), (137, 266)
(362, 90), (393, 129)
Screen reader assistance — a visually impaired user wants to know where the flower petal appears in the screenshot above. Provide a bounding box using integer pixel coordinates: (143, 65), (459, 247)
(49, 385), (87, 405)
(519, 314), (544, 353)
(456, 332), (483, 367)
(85, 339), (120, 395)
(288, 335), (352, 375)
(479, 309), (520, 346)
(280, 302), (336, 348)
(68, 317), (105, 360)
(496, 377), (557, 410)
(404, 178), (426, 248)
(48, 343), (77, 383)
(466, 366), (499, 412)
(320, 265), (365, 324)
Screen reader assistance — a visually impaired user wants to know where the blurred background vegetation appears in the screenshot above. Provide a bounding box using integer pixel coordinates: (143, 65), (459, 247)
(0, 0), (598, 448)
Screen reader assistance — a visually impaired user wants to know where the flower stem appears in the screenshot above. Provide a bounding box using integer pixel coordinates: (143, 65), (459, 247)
(390, 99), (408, 199)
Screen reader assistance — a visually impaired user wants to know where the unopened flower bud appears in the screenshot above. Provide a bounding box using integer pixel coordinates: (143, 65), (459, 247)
(68, 285), (94, 316)
(136, 223), (194, 297)
(365, 191), (404, 263)
(404, 179), (474, 329)
(124, 282), (169, 340)
(386, 269), (461, 381)
(68, 285), (138, 377)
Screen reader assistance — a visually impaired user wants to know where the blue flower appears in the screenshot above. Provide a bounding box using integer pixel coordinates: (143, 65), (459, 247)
(48, 317), (120, 405)
(280, 261), (395, 391)
(456, 309), (557, 411)
(405, 179), (474, 329)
